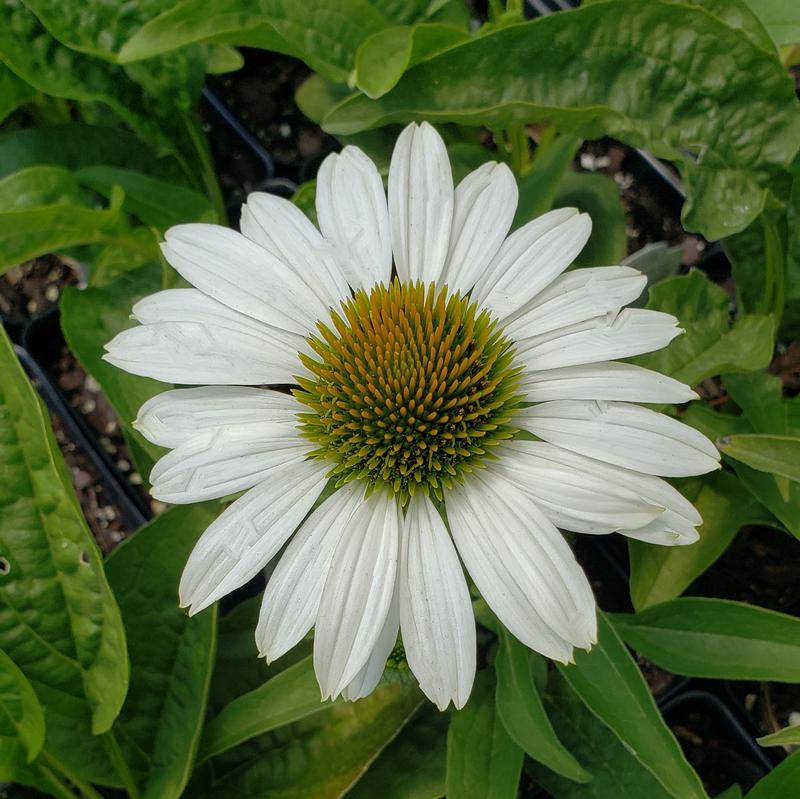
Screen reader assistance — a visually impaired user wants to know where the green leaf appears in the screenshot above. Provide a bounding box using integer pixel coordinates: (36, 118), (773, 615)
(757, 724), (800, 748)
(495, 628), (590, 783)
(612, 598), (800, 682)
(0, 1), (198, 161)
(206, 44), (244, 74)
(0, 325), (127, 781)
(513, 134), (582, 228)
(632, 270), (776, 387)
(526, 670), (674, 799)
(199, 655), (333, 762)
(354, 23), (469, 99)
(687, 0), (775, 51)
(119, 0), (390, 84)
(717, 434), (800, 483)
(323, 0), (800, 240)
(61, 263), (170, 478)
(557, 613), (707, 799)
(0, 166), (150, 272)
(745, 751), (800, 798)
(196, 681), (423, 798)
(106, 505), (218, 799)
(0, 64), (35, 123)
(628, 472), (765, 610)
(721, 372), (800, 538)
(446, 668), (524, 799)
(552, 171), (626, 267)
(75, 165), (216, 229)
(0, 649), (45, 767)
(347, 703), (448, 799)
(0, 123), (183, 183)
(715, 786), (743, 799)
(742, 0), (800, 47)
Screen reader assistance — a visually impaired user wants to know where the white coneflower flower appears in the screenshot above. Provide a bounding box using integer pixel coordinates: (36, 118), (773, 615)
(105, 122), (719, 710)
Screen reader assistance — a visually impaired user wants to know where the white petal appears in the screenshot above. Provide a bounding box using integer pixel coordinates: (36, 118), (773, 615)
(341, 581), (399, 702)
(472, 208), (591, 319)
(103, 321), (301, 386)
(447, 469), (597, 660)
(519, 362), (698, 404)
(149, 423), (310, 503)
(388, 122), (454, 284)
(515, 308), (682, 372)
(493, 443), (663, 535)
(504, 441), (703, 528)
(161, 223), (327, 336)
(516, 400), (720, 477)
(256, 482), (363, 663)
(440, 162), (518, 295)
(503, 266), (646, 339)
(179, 459), (328, 614)
(135, 386), (302, 449)
(400, 494), (475, 710)
(240, 192), (350, 307)
(621, 510), (700, 546)
(314, 491), (400, 699)
(315, 146), (392, 290)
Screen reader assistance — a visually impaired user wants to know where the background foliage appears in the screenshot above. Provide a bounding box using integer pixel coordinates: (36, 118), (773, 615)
(1, 1), (800, 797)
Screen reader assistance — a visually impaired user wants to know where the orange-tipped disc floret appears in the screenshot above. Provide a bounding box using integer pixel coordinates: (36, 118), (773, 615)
(295, 279), (522, 504)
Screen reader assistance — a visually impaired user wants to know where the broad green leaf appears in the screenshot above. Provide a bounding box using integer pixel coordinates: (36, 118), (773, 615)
(721, 372), (800, 538)
(687, 0), (775, 51)
(743, 0), (800, 47)
(557, 614), (707, 799)
(75, 165), (216, 228)
(612, 598), (800, 682)
(323, 0), (800, 240)
(295, 74), (354, 125)
(632, 270), (775, 387)
(195, 681), (423, 798)
(369, 0), (449, 25)
(757, 724), (800, 747)
(199, 655), (332, 762)
(119, 0), (390, 84)
(745, 751), (800, 798)
(61, 263), (170, 478)
(0, 166), (155, 273)
(354, 24), (469, 99)
(347, 704), (448, 799)
(0, 649), (45, 768)
(628, 472), (765, 610)
(552, 170), (626, 267)
(0, 123), (182, 183)
(624, 243), (684, 308)
(446, 668), (524, 799)
(0, 64), (35, 123)
(513, 134), (582, 228)
(0, 1), (196, 161)
(715, 787), (743, 799)
(784, 156), (800, 338)
(717, 434), (800, 483)
(106, 505), (218, 799)
(526, 670), (674, 799)
(495, 629), (590, 783)
(0, 325), (126, 782)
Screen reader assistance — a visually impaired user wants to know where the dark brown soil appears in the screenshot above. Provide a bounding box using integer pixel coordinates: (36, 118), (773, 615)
(0, 256), (80, 326)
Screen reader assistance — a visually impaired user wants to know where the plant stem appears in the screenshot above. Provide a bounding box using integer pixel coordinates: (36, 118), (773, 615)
(103, 730), (141, 799)
(35, 764), (81, 799)
(507, 125), (530, 175)
(761, 210), (784, 325)
(40, 752), (104, 799)
(182, 111), (227, 224)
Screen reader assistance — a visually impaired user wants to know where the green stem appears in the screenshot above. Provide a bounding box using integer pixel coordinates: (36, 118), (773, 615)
(103, 730), (141, 799)
(507, 125), (530, 175)
(182, 111), (227, 224)
(35, 764), (81, 799)
(760, 210), (784, 324)
(40, 752), (104, 799)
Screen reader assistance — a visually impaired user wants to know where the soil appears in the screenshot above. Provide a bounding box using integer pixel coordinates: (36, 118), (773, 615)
(0, 256), (81, 327)
(663, 694), (770, 795)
